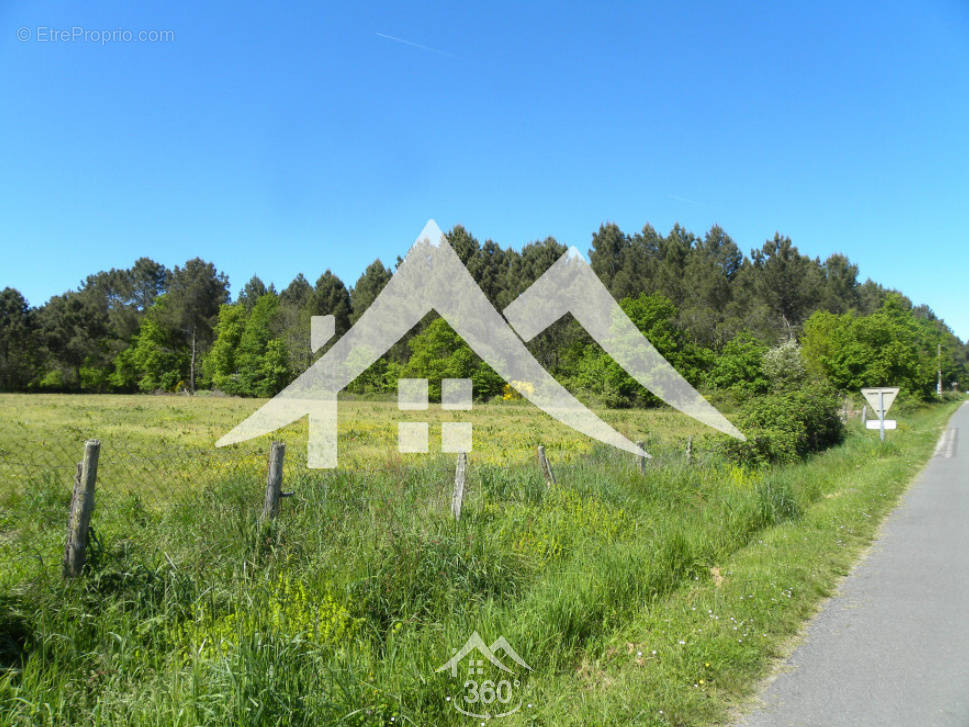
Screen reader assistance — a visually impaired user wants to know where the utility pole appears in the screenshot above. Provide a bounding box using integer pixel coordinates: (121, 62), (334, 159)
(937, 343), (943, 398)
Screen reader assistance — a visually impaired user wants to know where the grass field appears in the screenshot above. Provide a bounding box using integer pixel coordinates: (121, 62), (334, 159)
(0, 393), (961, 726)
(0, 392), (715, 490)
(0, 392), (716, 512)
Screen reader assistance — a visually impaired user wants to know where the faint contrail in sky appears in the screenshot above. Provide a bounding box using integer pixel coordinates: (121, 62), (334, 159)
(667, 193), (704, 206)
(375, 32), (456, 58)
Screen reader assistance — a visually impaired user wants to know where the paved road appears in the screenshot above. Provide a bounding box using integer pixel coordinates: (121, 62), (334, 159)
(736, 401), (969, 727)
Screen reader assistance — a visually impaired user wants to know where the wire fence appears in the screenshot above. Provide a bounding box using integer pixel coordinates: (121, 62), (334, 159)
(0, 424), (725, 583)
(0, 430), (713, 521)
(0, 436), (302, 507)
(1, 436), (708, 493)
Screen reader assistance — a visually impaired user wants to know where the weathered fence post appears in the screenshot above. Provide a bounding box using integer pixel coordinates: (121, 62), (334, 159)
(635, 440), (647, 474)
(63, 439), (100, 578)
(685, 436), (694, 465)
(261, 441), (286, 521)
(537, 445), (556, 488)
(451, 452), (467, 521)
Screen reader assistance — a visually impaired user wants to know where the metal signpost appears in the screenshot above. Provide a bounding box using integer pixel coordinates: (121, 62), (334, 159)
(860, 387), (900, 441)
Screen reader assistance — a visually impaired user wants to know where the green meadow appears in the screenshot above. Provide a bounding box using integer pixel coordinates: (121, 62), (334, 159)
(0, 393), (960, 726)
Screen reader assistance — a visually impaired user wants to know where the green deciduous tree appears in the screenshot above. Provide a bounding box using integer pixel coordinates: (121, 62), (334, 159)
(112, 295), (188, 392)
(706, 332), (770, 396)
(202, 295), (292, 397)
(201, 303), (247, 393)
(403, 318), (503, 401)
(801, 294), (934, 397)
(573, 293), (711, 407)
(235, 294), (290, 396)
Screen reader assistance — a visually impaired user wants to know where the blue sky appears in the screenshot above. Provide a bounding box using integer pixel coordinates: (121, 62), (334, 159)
(2, 1), (967, 340)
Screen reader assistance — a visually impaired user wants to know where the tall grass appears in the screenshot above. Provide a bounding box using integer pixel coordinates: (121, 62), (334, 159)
(0, 400), (959, 726)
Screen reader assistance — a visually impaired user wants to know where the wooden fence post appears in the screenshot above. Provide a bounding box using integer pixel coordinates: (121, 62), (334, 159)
(635, 440), (647, 474)
(261, 441), (287, 521)
(451, 452), (467, 521)
(686, 436), (694, 465)
(63, 439), (100, 578)
(537, 445), (556, 488)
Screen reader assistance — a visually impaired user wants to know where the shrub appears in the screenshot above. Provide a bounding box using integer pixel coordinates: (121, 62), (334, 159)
(35, 368), (67, 391)
(569, 293), (712, 408)
(706, 331), (769, 397)
(762, 338), (807, 389)
(722, 383), (845, 465)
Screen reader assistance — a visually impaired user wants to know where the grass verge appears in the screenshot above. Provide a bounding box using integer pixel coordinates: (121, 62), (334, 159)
(525, 400), (960, 726)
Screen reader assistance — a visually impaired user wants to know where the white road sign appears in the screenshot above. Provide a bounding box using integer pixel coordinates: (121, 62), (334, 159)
(861, 387), (899, 417)
(866, 419), (897, 430)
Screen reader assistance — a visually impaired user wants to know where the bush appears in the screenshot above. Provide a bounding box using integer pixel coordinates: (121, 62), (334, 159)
(761, 338), (807, 389)
(573, 293), (711, 408)
(35, 368), (67, 391)
(721, 384), (845, 465)
(706, 331), (769, 397)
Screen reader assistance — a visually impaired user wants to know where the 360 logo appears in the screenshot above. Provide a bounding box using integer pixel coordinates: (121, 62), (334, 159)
(436, 632), (533, 720)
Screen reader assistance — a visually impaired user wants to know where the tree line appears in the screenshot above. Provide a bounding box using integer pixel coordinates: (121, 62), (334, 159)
(1, 222), (966, 402)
